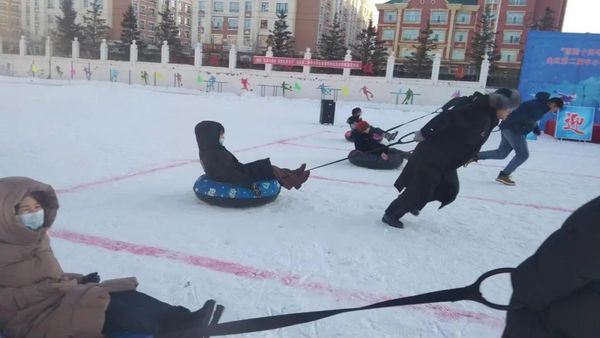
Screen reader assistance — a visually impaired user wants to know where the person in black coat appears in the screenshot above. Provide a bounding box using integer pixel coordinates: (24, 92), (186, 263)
(352, 121), (390, 160)
(502, 195), (600, 338)
(476, 92), (564, 185)
(382, 88), (521, 229)
(440, 91), (483, 111)
(194, 121), (310, 194)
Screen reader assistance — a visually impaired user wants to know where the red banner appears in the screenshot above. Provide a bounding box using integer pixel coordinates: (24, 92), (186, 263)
(252, 56), (362, 69)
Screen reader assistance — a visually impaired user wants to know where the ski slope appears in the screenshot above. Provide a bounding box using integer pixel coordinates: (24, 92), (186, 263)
(1, 77), (599, 337)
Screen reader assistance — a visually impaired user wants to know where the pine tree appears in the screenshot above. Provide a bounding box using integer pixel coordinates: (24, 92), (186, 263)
(318, 13), (347, 60)
(82, 0), (109, 57)
(468, 4), (501, 73)
(532, 6), (557, 31)
(157, 2), (183, 59)
(52, 0), (83, 56)
(120, 4), (145, 54)
(406, 21), (437, 78)
(267, 11), (294, 57)
(351, 19), (388, 73)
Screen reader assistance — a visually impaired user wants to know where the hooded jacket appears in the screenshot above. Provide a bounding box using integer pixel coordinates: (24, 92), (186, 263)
(500, 92), (550, 134)
(0, 177), (137, 338)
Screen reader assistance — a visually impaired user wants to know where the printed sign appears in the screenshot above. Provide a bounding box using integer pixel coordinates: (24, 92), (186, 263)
(253, 56), (362, 69)
(555, 106), (596, 141)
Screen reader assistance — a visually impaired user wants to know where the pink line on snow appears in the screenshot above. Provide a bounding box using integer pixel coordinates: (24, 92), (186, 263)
(50, 229), (503, 329)
(280, 141), (352, 152)
(56, 131), (332, 194)
(310, 176), (575, 213)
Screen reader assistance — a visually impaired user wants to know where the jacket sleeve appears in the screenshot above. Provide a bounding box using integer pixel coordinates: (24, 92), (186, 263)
(209, 151), (256, 189)
(510, 198), (600, 310)
(0, 281), (61, 312)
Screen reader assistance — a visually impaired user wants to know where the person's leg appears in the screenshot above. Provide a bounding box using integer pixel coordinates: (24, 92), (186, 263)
(501, 130), (530, 176)
(385, 169), (439, 223)
(478, 129), (514, 160)
(241, 159), (276, 181)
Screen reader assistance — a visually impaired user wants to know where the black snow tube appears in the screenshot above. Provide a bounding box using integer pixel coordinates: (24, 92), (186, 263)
(348, 148), (405, 170)
(193, 175), (281, 208)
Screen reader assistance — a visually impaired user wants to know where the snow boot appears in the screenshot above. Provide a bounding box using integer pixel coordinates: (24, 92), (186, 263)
(496, 172), (516, 186)
(272, 166), (294, 190)
(382, 213), (404, 229)
(384, 131), (398, 142)
(292, 163), (306, 175)
(293, 170), (310, 190)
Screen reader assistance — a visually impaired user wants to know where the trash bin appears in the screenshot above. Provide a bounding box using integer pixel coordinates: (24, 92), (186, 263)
(320, 99), (335, 125)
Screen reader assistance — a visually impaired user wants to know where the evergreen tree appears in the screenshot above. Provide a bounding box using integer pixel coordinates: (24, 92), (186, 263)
(156, 3), (183, 59)
(52, 0), (83, 56)
(318, 13), (347, 60)
(351, 19), (388, 74)
(120, 4), (145, 54)
(468, 4), (501, 73)
(267, 11), (294, 57)
(532, 6), (557, 31)
(82, 0), (109, 57)
(406, 21), (437, 78)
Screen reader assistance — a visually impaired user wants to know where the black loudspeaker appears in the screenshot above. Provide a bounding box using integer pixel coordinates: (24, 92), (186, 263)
(320, 99), (336, 125)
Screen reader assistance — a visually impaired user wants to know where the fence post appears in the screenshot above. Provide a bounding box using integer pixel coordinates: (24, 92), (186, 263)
(303, 48), (312, 75)
(228, 44), (237, 71)
(161, 41), (169, 65)
(72, 37), (80, 59)
(0, 35), (4, 54)
(130, 40), (138, 64)
(431, 53), (441, 85)
(194, 42), (203, 68)
(45, 36), (52, 58)
(343, 49), (352, 80)
(385, 49), (395, 82)
(19, 35), (26, 56)
(265, 46), (273, 75)
(479, 54), (490, 88)
(100, 39), (108, 61)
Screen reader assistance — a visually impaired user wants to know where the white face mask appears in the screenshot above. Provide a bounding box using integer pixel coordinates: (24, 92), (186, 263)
(16, 209), (45, 231)
(219, 137), (225, 146)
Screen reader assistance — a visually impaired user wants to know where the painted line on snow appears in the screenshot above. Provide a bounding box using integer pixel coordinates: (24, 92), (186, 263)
(56, 130), (332, 194)
(50, 229), (503, 329)
(310, 175), (575, 213)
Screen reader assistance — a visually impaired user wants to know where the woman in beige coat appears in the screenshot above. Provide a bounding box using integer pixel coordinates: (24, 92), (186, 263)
(0, 177), (220, 338)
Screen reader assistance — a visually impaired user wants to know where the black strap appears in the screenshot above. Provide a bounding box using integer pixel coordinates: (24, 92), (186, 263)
(203, 268), (513, 336)
(384, 109), (440, 133)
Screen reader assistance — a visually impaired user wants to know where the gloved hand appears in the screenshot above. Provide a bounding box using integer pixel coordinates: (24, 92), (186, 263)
(533, 126), (541, 136)
(413, 130), (425, 143)
(81, 272), (101, 284)
(380, 153), (389, 161)
(251, 183), (262, 197)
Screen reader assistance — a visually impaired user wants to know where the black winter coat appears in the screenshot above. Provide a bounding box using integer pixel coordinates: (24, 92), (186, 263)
(195, 121), (272, 189)
(352, 131), (388, 155)
(502, 196), (600, 338)
(500, 92), (550, 134)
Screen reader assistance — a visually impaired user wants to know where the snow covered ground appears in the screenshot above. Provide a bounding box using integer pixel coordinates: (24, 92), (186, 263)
(1, 76), (599, 337)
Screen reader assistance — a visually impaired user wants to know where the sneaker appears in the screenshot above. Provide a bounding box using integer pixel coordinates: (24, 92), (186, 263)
(382, 213), (404, 228)
(496, 172), (516, 186)
(385, 131), (399, 142)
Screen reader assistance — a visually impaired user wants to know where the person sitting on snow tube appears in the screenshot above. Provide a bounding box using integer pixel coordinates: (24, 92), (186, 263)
(0, 177), (222, 338)
(195, 121), (310, 196)
(345, 107), (397, 142)
(349, 121), (405, 170)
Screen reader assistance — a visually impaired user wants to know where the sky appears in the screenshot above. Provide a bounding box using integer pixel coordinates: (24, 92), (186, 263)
(371, 0), (600, 34)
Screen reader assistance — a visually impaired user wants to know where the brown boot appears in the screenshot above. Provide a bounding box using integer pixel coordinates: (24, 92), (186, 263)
(293, 170), (310, 189)
(272, 166), (294, 190)
(292, 163), (306, 175)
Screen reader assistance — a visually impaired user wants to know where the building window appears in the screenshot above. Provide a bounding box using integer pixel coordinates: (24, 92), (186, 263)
(261, 2), (269, 12)
(149, 7), (155, 15)
(383, 11), (397, 23)
(244, 35), (252, 46)
(211, 34), (223, 44)
(214, 1), (224, 12)
(456, 11), (471, 24)
(212, 17), (224, 29)
(245, 1), (252, 12)
(228, 17), (238, 29)
(177, 15), (182, 25)
(149, 22), (155, 31)
(198, 1), (206, 11)
(508, 0), (526, 5)
(454, 31), (468, 43)
(48, 0), (54, 9)
(451, 49), (465, 60)
(244, 18), (251, 29)
(400, 47), (414, 58)
(382, 29), (395, 41)
(503, 31), (521, 44)
(230, 1), (239, 13)
(140, 20), (145, 29)
(185, 17), (190, 26)
(431, 30), (446, 42)
(486, 0), (498, 3)
(506, 11), (525, 25)
(403, 9), (420, 23)
(276, 3), (288, 14)
(401, 29), (419, 41)
(501, 50), (518, 62)
(431, 10), (448, 24)
(260, 19), (268, 29)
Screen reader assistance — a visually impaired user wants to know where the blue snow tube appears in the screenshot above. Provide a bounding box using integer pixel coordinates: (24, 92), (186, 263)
(193, 175), (281, 208)
(348, 148), (406, 170)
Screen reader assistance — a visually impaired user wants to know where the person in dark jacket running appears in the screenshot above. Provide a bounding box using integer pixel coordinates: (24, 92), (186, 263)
(195, 121), (310, 194)
(440, 91), (483, 111)
(352, 121), (390, 160)
(382, 88), (521, 229)
(475, 92), (564, 185)
(502, 195), (600, 338)
(347, 107), (398, 141)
